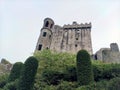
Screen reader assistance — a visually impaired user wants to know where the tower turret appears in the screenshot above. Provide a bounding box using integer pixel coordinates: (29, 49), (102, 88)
(43, 18), (54, 29)
(35, 18), (54, 51)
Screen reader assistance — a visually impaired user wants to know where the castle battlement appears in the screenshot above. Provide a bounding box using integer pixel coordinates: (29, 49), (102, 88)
(63, 22), (91, 29)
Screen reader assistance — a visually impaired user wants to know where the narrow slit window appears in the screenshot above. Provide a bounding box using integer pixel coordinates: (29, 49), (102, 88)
(45, 21), (49, 27)
(50, 24), (53, 28)
(49, 35), (51, 38)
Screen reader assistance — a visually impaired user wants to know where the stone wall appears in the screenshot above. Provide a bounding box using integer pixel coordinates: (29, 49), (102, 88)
(50, 21), (93, 55)
(102, 50), (120, 63)
(0, 59), (12, 74)
(94, 48), (110, 61)
(95, 43), (120, 63)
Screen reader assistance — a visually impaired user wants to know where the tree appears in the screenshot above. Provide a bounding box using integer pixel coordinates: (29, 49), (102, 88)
(76, 50), (94, 86)
(18, 56), (38, 90)
(8, 62), (23, 82)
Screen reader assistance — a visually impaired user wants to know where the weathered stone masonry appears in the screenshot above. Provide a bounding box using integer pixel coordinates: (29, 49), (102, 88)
(95, 43), (120, 63)
(35, 18), (93, 55)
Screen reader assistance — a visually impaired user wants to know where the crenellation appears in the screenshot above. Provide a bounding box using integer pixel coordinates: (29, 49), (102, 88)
(63, 22), (91, 29)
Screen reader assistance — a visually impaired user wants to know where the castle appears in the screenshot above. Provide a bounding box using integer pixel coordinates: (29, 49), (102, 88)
(35, 18), (93, 55)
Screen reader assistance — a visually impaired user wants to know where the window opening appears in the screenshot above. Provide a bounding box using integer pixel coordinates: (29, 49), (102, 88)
(76, 38), (78, 40)
(43, 32), (47, 37)
(45, 21), (49, 27)
(75, 44), (78, 47)
(49, 35), (51, 38)
(38, 44), (42, 50)
(50, 24), (53, 28)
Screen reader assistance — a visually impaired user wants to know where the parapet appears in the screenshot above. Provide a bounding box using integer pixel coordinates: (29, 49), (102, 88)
(63, 22), (91, 29)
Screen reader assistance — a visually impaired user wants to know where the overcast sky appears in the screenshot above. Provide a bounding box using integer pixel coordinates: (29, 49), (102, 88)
(0, 0), (120, 63)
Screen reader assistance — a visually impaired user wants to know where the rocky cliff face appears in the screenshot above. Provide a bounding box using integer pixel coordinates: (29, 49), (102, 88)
(0, 59), (12, 75)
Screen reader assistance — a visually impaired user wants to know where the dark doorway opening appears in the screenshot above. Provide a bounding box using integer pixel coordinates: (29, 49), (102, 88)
(95, 54), (97, 60)
(38, 44), (42, 50)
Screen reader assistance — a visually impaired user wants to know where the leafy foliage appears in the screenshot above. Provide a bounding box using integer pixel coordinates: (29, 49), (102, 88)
(18, 56), (38, 90)
(3, 79), (18, 90)
(93, 63), (120, 81)
(107, 77), (120, 90)
(33, 50), (76, 88)
(76, 50), (94, 85)
(42, 70), (64, 85)
(8, 62), (23, 82)
(33, 50), (120, 89)
(0, 50), (120, 90)
(56, 81), (78, 90)
(0, 74), (9, 88)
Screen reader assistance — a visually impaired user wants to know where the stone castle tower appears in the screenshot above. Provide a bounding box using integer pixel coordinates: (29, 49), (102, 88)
(35, 18), (93, 55)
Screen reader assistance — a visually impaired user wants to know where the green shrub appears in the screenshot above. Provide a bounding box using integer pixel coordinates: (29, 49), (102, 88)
(93, 64), (104, 81)
(76, 80), (108, 90)
(56, 81), (77, 90)
(33, 50), (76, 88)
(34, 50), (76, 73)
(0, 74), (9, 88)
(42, 66), (77, 85)
(93, 64), (120, 81)
(42, 70), (64, 85)
(3, 79), (18, 90)
(18, 56), (38, 90)
(76, 78), (120, 90)
(8, 62), (23, 82)
(107, 77), (120, 90)
(63, 66), (77, 82)
(76, 50), (94, 86)
(43, 85), (56, 90)
(33, 50), (120, 89)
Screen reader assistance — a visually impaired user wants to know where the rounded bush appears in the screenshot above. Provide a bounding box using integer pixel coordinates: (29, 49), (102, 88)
(8, 62), (23, 82)
(18, 56), (38, 90)
(76, 50), (94, 86)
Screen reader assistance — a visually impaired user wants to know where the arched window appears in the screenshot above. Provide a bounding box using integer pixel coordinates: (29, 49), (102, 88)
(45, 21), (49, 27)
